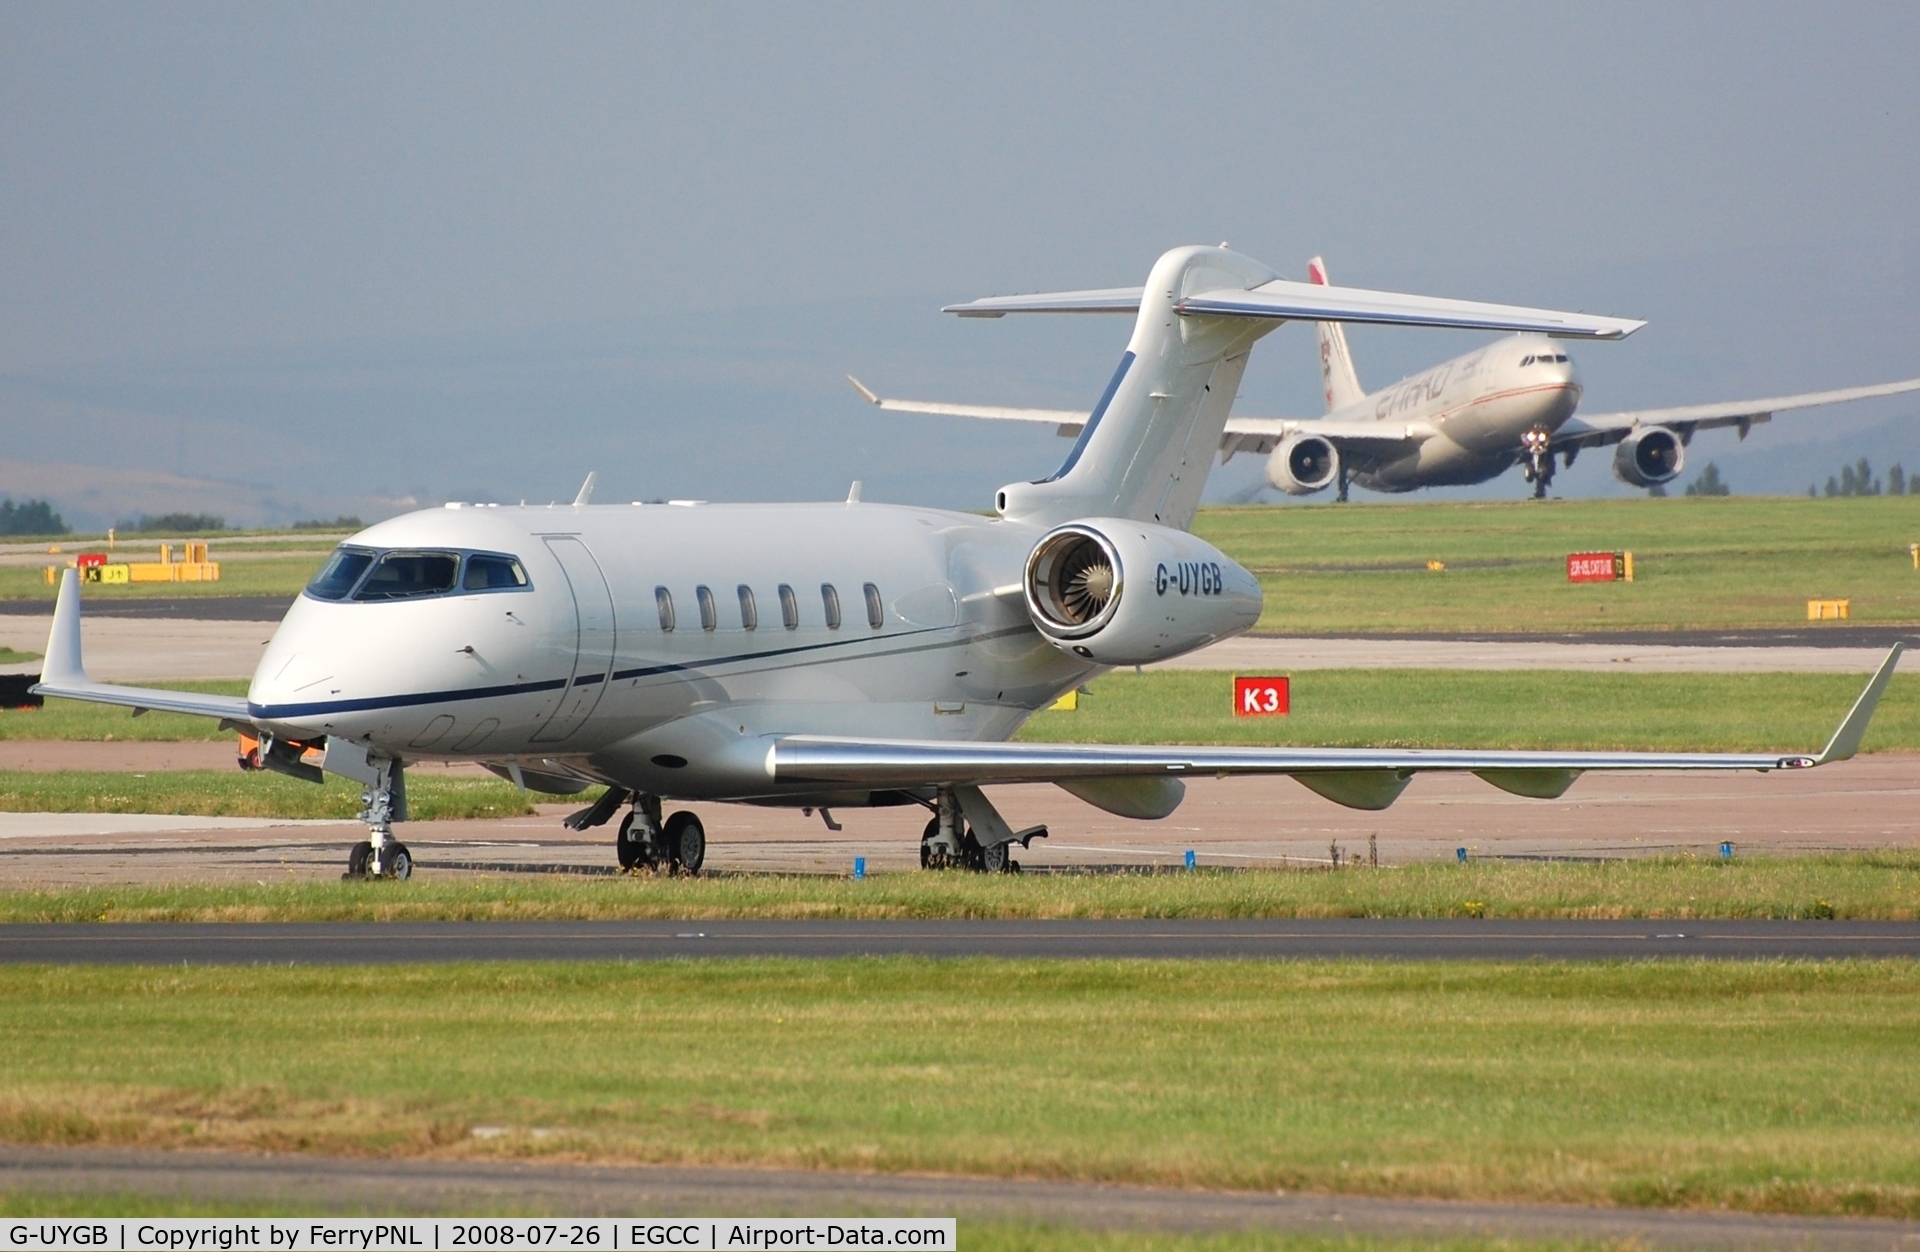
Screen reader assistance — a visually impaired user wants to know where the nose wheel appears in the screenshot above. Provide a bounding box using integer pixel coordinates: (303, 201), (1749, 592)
(342, 755), (412, 880)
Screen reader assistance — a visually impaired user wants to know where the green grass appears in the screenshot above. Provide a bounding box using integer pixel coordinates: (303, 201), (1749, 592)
(2, 855), (1914, 922)
(0, 648), (38, 664)
(1016, 668), (1920, 752)
(0, 959), (1915, 1218)
(12, 496), (1920, 629)
(1193, 496), (1920, 633)
(2, 683), (244, 740)
(0, 770), (537, 821)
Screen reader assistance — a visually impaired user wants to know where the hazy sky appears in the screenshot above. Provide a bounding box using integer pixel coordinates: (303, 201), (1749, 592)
(4, 3), (1919, 524)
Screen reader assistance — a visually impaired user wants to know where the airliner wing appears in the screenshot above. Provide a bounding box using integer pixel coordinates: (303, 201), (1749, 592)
(946, 279), (1644, 340)
(28, 569), (254, 722)
(1557, 376), (1920, 449)
(769, 645), (1903, 809)
(847, 376), (1401, 457)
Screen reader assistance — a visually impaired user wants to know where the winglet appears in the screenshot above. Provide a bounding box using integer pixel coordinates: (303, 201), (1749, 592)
(39, 568), (87, 687)
(846, 375), (881, 406)
(573, 472), (596, 506)
(1815, 642), (1906, 764)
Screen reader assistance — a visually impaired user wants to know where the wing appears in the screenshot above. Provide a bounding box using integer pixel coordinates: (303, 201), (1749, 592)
(847, 376), (1410, 459)
(1557, 376), (1920, 450)
(944, 279), (1643, 340)
(28, 568), (254, 722)
(769, 645), (1904, 810)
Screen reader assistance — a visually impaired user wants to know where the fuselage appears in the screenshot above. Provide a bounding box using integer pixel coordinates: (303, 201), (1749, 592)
(1340, 334), (1582, 491)
(248, 501), (1093, 803)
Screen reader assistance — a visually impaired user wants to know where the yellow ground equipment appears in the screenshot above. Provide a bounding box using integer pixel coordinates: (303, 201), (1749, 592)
(46, 541), (219, 585)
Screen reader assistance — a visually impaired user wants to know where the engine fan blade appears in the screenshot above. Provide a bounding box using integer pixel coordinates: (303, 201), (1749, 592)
(1063, 560), (1115, 620)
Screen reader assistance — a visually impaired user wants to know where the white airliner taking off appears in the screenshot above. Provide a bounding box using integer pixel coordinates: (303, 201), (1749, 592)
(34, 246), (1905, 879)
(853, 257), (1920, 500)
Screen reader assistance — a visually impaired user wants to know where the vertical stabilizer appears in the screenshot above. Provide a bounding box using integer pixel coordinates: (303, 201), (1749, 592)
(995, 246), (1281, 532)
(1307, 257), (1365, 413)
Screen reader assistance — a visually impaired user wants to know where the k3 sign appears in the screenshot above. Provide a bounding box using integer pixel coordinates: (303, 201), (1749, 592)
(1234, 675), (1290, 717)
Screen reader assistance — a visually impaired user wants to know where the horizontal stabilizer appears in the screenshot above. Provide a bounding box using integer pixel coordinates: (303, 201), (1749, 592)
(944, 269), (1643, 339)
(29, 568), (253, 722)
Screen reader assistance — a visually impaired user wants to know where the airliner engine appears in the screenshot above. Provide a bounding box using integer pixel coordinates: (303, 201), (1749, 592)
(1266, 434), (1341, 495)
(1023, 520), (1262, 666)
(1612, 426), (1685, 487)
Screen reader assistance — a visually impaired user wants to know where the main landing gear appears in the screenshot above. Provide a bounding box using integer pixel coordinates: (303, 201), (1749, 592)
(565, 788), (704, 874)
(342, 755), (411, 880)
(920, 786), (1046, 873)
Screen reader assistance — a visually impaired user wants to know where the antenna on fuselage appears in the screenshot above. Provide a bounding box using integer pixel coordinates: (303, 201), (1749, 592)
(846, 480), (863, 503)
(573, 472), (596, 506)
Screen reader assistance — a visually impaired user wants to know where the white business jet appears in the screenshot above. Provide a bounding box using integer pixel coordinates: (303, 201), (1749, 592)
(33, 246), (1905, 879)
(853, 257), (1920, 500)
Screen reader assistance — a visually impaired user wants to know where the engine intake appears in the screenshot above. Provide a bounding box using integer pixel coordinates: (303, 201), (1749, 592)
(1026, 526), (1122, 639)
(1024, 519), (1261, 666)
(1266, 434), (1341, 495)
(1613, 425), (1685, 487)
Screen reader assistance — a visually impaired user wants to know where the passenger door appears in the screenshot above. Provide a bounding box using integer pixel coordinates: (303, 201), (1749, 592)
(532, 536), (617, 742)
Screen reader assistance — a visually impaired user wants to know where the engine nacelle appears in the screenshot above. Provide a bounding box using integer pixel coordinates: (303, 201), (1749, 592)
(1612, 425), (1685, 487)
(1265, 434), (1341, 495)
(1024, 519), (1262, 666)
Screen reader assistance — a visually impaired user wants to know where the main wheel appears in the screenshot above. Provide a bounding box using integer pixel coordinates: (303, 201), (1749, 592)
(615, 811), (644, 870)
(383, 842), (413, 880)
(664, 811), (705, 876)
(979, 841), (1010, 874)
(345, 840), (373, 879)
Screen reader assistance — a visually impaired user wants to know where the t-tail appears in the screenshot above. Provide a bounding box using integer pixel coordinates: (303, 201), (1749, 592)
(1307, 257), (1365, 413)
(941, 245), (1643, 532)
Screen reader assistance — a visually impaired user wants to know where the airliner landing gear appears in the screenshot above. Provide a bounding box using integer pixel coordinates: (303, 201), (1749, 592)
(1335, 462), (1351, 503)
(1521, 426), (1554, 499)
(343, 756), (410, 880)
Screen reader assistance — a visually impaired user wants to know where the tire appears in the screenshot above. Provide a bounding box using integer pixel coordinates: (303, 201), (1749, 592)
(384, 843), (413, 880)
(979, 841), (1010, 874)
(615, 811), (643, 870)
(664, 810), (705, 876)
(345, 841), (372, 879)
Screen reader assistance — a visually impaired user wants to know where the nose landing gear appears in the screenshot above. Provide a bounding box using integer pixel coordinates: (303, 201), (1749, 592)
(1521, 426), (1555, 499)
(342, 755), (410, 880)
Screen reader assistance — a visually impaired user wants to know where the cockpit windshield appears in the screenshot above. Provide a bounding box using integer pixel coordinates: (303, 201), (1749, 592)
(303, 547), (530, 603)
(356, 551), (461, 601)
(305, 548), (376, 601)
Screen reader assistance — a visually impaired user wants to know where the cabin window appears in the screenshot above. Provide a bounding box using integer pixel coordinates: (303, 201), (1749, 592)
(778, 583), (799, 630)
(655, 586), (675, 632)
(738, 584), (758, 631)
(696, 585), (717, 632)
(863, 582), (884, 629)
(821, 583), (842, 630)
(462, 553), (528, 591)
(306, 547), (375, 601)
(353, 551), (461, 601)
